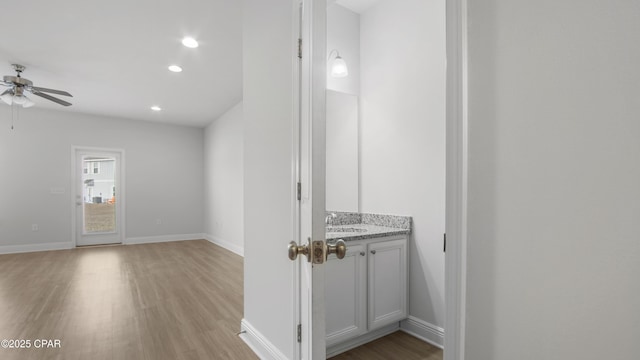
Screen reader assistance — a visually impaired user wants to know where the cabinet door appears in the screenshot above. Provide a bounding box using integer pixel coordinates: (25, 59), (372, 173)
(325, 243), (367, 346)
(368, 237), (407, 330)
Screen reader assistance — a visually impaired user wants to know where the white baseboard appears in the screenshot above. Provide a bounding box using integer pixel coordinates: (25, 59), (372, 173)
(204, 234), (244, 257)
(0, 235), (208, 255)
(400, 316), (444, 349)
(239, 319), (289, 360)
(0, 241), (73, 255)
(327, 323), (399, 358)
(126, 233), (205, 245)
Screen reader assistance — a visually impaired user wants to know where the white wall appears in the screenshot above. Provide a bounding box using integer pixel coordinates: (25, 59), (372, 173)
(360, 0), (446, 333)
(204, 101), (244, 255)
(0, 107), (204, 251)
(242, 0), (296, 357)
(327, 3), (360, 95)
(465, 0), (640, 359)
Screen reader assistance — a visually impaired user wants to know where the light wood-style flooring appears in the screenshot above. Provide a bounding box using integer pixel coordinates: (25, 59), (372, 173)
(0, 240), (257, 360)
(330, 331), (443, 360)
(0, 240), (442, 360)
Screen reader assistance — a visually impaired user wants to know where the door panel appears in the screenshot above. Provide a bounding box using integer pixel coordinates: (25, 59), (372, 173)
(368, 238), (408, 330)
(326, 243), (366, 346)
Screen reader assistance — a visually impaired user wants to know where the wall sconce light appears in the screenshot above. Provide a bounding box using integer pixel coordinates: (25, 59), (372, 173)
(328, 49), (349, 78)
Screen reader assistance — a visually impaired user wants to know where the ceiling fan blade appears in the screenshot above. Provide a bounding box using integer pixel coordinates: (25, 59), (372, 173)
(31, 86), (73, 97)
(31, 90), (72, 106)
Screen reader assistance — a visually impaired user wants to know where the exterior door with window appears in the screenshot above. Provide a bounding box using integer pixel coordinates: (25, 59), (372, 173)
(75, 148), (124, 246)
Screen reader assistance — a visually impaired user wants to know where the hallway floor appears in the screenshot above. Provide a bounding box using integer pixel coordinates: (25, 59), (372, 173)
(0, 240), (256, 360)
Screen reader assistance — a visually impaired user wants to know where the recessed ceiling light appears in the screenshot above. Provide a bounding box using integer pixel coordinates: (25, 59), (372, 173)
(151, 106), (162, 111)
(168, 65), (183, 73)
(181, 36), (199, 48)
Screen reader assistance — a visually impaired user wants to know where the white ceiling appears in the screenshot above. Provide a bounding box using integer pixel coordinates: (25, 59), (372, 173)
(334, 0), (380, 14)
(0, 0), (242, 127)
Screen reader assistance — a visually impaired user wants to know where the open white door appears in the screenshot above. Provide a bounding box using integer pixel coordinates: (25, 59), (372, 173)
(288, 0), (341, 359)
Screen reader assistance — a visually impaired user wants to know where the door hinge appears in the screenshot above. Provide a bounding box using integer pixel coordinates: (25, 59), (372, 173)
(297, 182), (301, 201)
(298, 38), (302, 59)
(297, 324), (302, 343)
(443, 233), (446, 252)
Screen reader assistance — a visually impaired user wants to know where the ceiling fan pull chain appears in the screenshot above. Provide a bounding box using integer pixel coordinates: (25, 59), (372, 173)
(10, 103), (17, 130)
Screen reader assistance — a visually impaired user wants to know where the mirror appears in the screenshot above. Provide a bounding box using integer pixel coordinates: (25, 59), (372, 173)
(326, 0), (361, 212)
(326, 90), (358, 211)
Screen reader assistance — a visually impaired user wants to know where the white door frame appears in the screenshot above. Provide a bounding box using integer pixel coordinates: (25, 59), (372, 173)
(444, 0), (468, 359)
(71, 146), (126, 247)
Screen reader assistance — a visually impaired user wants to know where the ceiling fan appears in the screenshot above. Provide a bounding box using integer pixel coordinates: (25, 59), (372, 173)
(1, 64), (73, 108)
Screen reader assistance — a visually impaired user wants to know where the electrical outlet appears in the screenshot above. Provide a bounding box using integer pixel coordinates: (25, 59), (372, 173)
(156, 219), (162, 225)
(32, 224), (39, 231)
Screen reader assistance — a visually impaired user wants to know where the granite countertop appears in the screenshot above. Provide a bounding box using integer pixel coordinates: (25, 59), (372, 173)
(325, 211), (412, 242)
(326, 223), (410, 242)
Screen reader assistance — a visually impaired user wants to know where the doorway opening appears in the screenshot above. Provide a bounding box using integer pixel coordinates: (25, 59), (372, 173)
(323, 0), (447, 357)
(291, 0), (464, 358)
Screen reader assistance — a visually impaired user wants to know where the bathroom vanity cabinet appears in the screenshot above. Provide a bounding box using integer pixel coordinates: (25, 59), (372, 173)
(325, 235), (408, 350)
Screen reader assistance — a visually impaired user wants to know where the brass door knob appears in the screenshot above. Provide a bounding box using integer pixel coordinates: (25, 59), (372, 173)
(288, 241), (310, 261)
(326, 239), (347, 260)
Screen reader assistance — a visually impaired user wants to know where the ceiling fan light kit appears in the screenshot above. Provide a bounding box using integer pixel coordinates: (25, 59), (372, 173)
(1, 89), (35, 108)
(1, 64), (73, 109)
